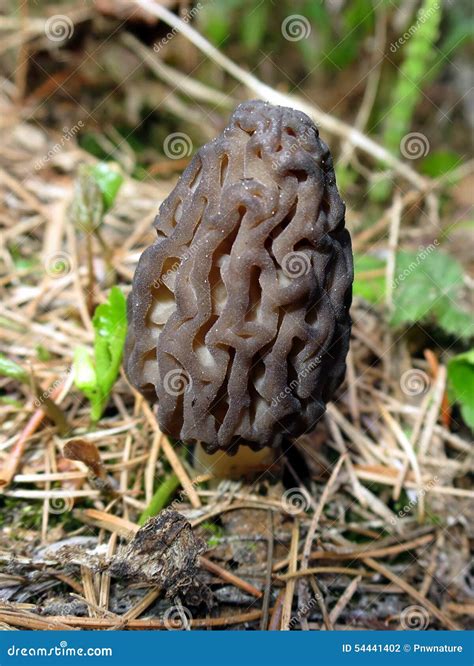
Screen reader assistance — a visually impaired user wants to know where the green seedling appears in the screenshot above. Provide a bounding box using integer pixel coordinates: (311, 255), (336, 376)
(69, 162), (124, 313)
(73, 286), (127, 423)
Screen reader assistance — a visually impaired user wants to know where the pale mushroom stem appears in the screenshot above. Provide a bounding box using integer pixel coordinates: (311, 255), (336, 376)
(194, 442), (278, 480)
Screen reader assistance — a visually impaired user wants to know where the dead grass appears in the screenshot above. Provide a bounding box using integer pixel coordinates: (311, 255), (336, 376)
(0, 2), (473, 631)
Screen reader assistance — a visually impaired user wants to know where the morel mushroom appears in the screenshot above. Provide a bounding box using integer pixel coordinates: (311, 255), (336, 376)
(125, 100), (353, 465)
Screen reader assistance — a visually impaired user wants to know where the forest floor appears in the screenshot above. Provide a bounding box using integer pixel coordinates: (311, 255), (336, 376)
(0, 1), (472, 631)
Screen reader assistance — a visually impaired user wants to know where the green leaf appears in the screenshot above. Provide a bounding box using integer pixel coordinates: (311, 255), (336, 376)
(433, 299), (474, 339)
(353, 254), (386, 303)
(420, 150), (461, 178)
(93, 286), (127, 381)
(73, 346), (103, 422)
(448, 349), (474, 428)
(391, 252), (440, 324)
(391, 250), (472, 339)
(90, 163), (124, 212)
(73, 346), (97, 393)
(74, 287), (127, 422)
(354, 249), (471, 341)
(0, 354), (28, 382)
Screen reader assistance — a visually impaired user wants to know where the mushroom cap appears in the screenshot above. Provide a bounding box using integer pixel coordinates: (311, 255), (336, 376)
(125, 100), (353, 454)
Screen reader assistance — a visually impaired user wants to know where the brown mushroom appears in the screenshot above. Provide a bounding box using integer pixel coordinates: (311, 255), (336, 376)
(125, 100), (353, 474)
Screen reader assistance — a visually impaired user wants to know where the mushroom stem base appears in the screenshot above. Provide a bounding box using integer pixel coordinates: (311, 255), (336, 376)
(194, 443), (279, 480)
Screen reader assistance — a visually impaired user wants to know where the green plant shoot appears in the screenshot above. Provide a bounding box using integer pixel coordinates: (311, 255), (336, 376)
(448, 349), (474, 429)
(0, 354), (28, 382)
(74, 286), (127, 422)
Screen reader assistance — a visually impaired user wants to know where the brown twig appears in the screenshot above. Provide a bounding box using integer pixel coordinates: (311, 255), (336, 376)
(0, 383), (63, 488)
(273, 532), (434, 572)
(424, 349), (451, 429)
(200, 556), (262, 599)
(260, 510), (274, 630)
(0, 609), (264, 630)
(280, 518), (299, 630)
(364, 557), (460, 630)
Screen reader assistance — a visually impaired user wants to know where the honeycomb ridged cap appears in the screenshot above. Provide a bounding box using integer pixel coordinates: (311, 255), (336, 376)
(125, 100), (353, 454)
